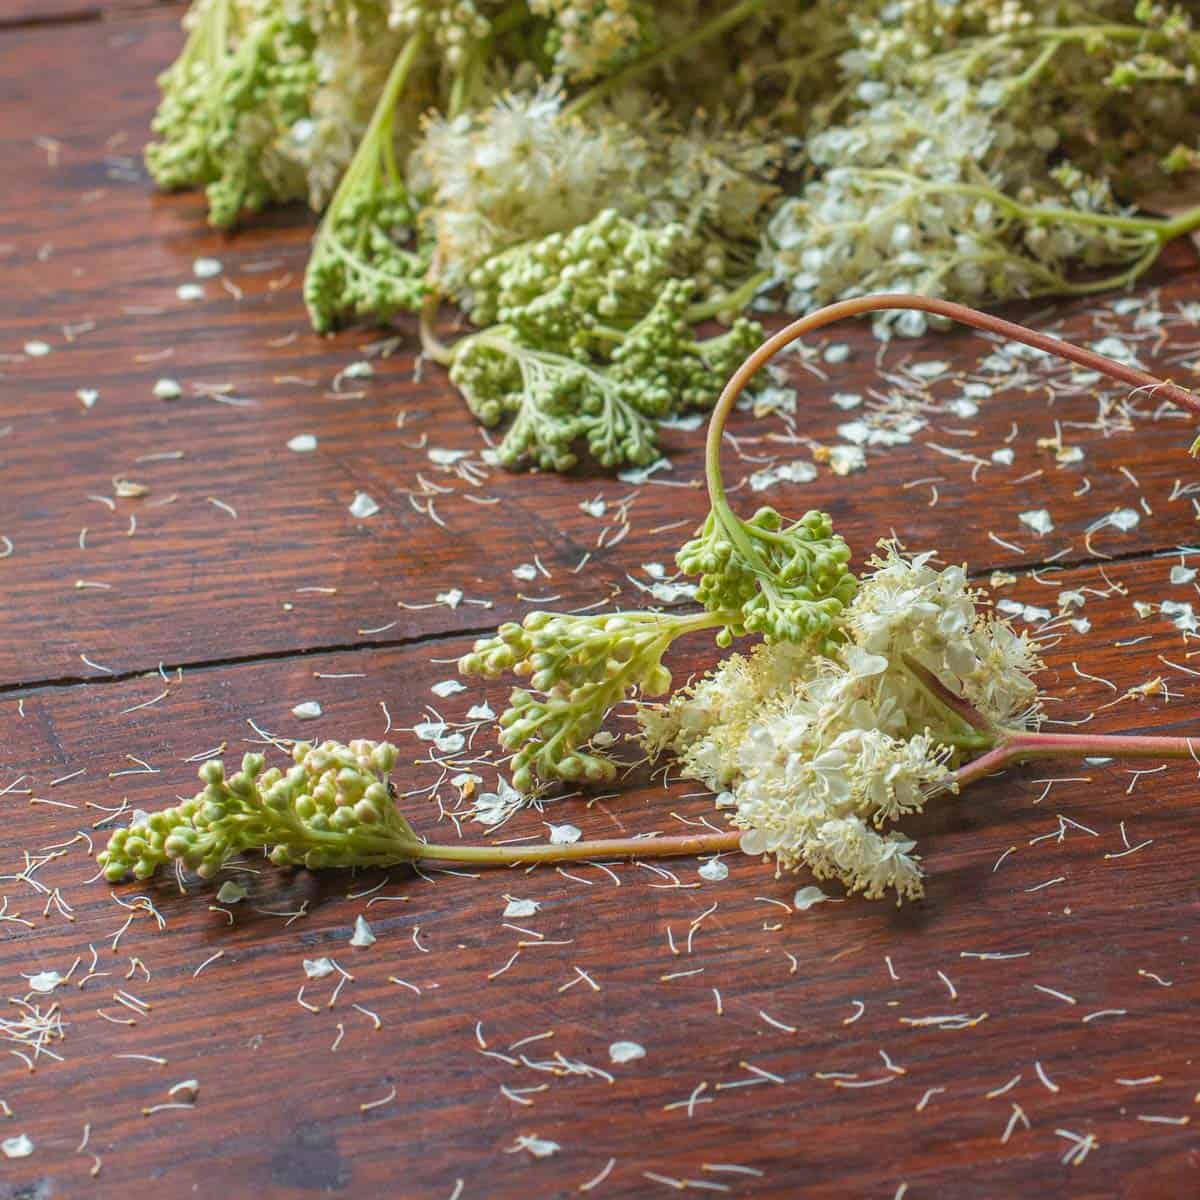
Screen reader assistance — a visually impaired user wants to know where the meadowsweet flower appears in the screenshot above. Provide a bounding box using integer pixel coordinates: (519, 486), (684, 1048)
(640, 540), (1038, 902)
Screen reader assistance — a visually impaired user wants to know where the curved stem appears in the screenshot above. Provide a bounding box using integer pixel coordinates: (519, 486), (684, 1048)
(703, 294), (1200, 551)
(419, 292), (455, 365)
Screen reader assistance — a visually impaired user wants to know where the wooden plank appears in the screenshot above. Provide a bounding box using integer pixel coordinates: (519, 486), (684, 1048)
(0, 0), (176, 30)
(5, 15), (1200, 688)
(0, 552), (1195, 1196)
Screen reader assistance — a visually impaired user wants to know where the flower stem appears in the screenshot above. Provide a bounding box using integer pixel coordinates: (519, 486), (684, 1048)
(949, 727), (1200, 791)
(416, 830), (740, 866)
(703, 294), (1200, 549)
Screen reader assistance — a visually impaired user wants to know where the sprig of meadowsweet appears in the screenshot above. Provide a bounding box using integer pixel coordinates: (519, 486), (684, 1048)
(459, 499), (857, 787)
(639, 540), (1042, 901)
(99, 740), (416, 881)
(457, 295), (1200, 903)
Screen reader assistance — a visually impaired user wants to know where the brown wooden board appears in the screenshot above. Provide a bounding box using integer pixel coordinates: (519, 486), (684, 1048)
(0, 555), (1197, 1197)
(0, 0), (177, 30)
(6, 16), (1200, 689)
(3, 6), (1200, 1198)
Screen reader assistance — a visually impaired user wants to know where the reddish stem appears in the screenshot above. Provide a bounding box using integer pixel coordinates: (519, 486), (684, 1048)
(951, 728), (1199, 790)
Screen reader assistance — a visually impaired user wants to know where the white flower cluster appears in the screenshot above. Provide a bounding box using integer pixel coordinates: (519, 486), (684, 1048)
(416, 85), (784, 301)
(760, 90), (1156, 334)
(416, 84), (644, 296)
(639, 542), (1043, 903)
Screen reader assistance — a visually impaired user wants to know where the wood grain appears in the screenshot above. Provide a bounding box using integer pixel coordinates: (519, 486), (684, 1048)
(5, 16), (1200, 689)
(0, 555), (1197, 1198)
(2, 7), (1199, 1198)
(0, 0), (177, 30)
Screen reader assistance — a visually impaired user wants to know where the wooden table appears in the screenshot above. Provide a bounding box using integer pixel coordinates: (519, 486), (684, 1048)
(2, 6), (1198, 1197)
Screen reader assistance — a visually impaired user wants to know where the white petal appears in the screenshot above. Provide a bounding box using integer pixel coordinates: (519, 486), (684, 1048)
(608, 1041), (646, 1064)
(794, 886), (830, 911)
(350, 915), (376, 947)
(349, 492), (380, 519)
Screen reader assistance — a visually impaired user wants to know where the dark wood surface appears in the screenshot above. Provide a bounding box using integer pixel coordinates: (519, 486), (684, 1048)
(1, 9), (1198, 1199)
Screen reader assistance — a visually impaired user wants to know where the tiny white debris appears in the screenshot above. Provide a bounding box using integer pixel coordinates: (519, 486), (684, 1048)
(823, 343), (850, 364)
(350, 915), (376, 948)
(466, 702), (495, 721)
(431, 679), (466, 698)
(176, 283), (204, 301)
(909, 360), (949, 378)
(618, 459), (670, 485)
(749, 461), (818, 491)
(169, 1079), (200, 1100)
(660, 411), (707, 430)
(648, 581), (698, 603)
(579, 498), (607, 518)
(414, 720), (465, 753)
(291, 701), (323, 720)
(1089, 507), (1139, 534)
(698, 858), (729, 882)
(948, 398), (978, 419)
(1162, 600), (1198, 633)
(608, 1041), (646, 1064)
(1019, 509), (1054, 536)
(504, 897), (540, 919)
(642, 562), (667, 580)
(828, 445), (866, 475)
(547, 823), (581, 845)
(25, 971), (63, 993)
(991, 448), (1014, 466)
(794, 886), (830, 911)
(1057, 446), (1084, 465)
(287, 434), (317, 453)
(1170, 565), (1196, 585)
(997, 599), (1052, 624)
(77, 388), (98, 409)
(216, 880), (248, 904)
(1058, 590), (1086, 611)
(1, 1135), (33, 1159)
(343, 361), (373, 380)
(512, 563), (538, 582)
(23, 340), (50, 357)
(473, 777), (525, 826)
(428, 447), (467, 466)
(511, 1135), (559, 1159)
(193, 257), (222, 278)
(436, 588), (463, 608)
(153, 377), (182, 400)
(831, 392), (862, 410)
(349, 492), (380, 519)
(303, 958), (335, 979)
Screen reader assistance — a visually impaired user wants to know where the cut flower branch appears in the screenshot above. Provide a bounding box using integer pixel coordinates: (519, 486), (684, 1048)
(103, 295), (1200, 905)
(148, 0), (1200, 470)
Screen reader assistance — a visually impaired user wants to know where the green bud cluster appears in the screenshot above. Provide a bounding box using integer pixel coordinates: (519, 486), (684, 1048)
(676, 507), (857, 645)
(466, 210), (692, 329)
(447, 215), (765, 471)
(608, 279), (764, 417)
(459, 610), (695, 791)
(98, 740), (414, 883)
(451, 337), (659, 471)
(147, 4), (316, 227)
(305, 177), (428, 332)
